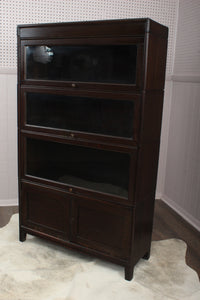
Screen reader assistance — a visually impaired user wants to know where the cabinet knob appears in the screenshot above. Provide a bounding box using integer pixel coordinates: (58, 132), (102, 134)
(70, 133), (75, 138)
(69, 187), (73, 193)
(71, 83), (76, 88)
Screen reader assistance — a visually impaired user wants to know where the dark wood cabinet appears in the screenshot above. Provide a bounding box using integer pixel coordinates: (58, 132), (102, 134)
(17, 18), (168, 280)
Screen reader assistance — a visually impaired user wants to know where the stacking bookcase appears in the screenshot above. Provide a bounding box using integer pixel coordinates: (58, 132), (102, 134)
(17, 18), (168, 280)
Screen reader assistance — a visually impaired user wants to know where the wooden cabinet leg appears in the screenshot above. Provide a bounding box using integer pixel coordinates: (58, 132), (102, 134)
(143, 251), (150, 260)
(125, 265), (134, 281)
(20, 228), (27, 242)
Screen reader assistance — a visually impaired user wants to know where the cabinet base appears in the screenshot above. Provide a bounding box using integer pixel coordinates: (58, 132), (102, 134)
(19, 228), (27, 242)
(143, 251), (150, 260)
(125, 265), (134, 281)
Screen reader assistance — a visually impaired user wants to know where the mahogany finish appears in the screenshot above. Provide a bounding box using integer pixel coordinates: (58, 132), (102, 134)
(17, 18), (168, 280)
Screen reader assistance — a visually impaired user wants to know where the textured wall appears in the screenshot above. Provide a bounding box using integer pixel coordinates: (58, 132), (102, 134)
(0, 0), (178, 74)
(173, 0), (200, 76)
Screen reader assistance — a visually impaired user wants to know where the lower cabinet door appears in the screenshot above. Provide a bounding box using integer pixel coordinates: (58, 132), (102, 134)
(70, 196), (132, 259)
(21, 182), (70, 240)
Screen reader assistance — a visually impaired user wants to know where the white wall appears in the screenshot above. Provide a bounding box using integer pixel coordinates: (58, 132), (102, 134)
(164, 81), (200, 230)
(0, 72), (18, 205)
(162, 0), (200, 230)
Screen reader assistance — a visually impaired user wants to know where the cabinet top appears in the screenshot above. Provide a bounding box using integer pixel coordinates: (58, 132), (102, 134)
(17, 18), (168, 40)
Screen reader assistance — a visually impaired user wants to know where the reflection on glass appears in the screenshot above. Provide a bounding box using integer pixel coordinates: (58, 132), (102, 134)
(26, 93), (134, 138)
(26, 139), (130, 198)
(25, 45), (137, 84)
(32, 46), (54, 64)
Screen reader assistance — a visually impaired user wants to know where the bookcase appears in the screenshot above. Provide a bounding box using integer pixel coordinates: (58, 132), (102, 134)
(17, 18), (168, 280)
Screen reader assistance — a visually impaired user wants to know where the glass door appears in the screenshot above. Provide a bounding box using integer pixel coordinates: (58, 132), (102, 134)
(20, 38), (144, 91)
(24, 137), (131, 199)
(25, 44), (137, 84)
(21, 88), (140, 145)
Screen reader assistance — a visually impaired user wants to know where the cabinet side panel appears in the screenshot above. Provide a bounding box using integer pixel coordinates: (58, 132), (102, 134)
(132, 142), (160, 263)
(144, 33), (168, 90)
(132, 91), (164, 262)
(140, 93), (164, 143)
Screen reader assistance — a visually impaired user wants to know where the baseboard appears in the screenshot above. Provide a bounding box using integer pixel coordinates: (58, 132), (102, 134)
(160, 194), (200, 232)
(155, 192), (163, 200)
(0, 198), (18, 206)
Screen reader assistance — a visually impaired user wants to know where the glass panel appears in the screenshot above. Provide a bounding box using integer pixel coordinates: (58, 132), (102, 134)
(25, 45), (137, 84)
(26, 93), (134, 138)
(26, 139), (130, 198)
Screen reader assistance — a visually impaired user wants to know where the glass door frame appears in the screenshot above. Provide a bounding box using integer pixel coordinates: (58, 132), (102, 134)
(20, 133), (137, 205)
(20, 37), (144, 92)
(20, 86), (141, 146)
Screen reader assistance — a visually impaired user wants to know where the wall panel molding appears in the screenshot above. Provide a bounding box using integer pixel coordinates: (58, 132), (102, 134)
(0, 68), (17, 75)
(172, 74), (200, 83)
(1, 71), (199, 83)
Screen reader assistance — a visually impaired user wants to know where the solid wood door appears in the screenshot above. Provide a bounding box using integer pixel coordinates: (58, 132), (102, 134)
(70, 196), (132, 259)
(20, 182), (70, 241)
